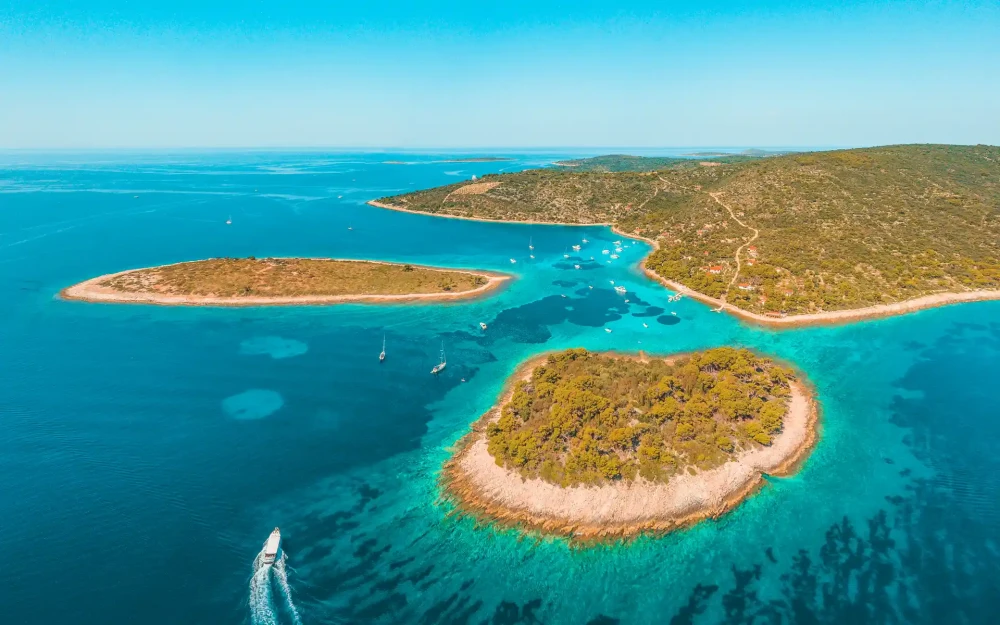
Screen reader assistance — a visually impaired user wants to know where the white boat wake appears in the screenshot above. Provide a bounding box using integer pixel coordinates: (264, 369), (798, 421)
(249, 552), (278, 625)
(274, 553), (303, 625)
(249, 545), (302, 625)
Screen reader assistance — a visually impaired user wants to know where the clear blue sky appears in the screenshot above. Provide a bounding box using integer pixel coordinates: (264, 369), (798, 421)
(1, 1), (998, 148)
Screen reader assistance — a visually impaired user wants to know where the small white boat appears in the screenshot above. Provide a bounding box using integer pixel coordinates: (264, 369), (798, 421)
(582, 238), (589, 243)
(572, 245), (581, 251)
(530, 254), (535, 259)
(624, 299), (630, 303)
(561, 294), (567, 298)
(529, 237), (534, 251)
(610, 254), (619, 259)
(613, 240), (621, 246)
(510, 258), (517, 264)
(226, 215), (232, 225)
(379, 335), (386, 362)
(609, 280), (615, 285)
(602, 249), (610, 255)
(605, 328), (612, 333)
(338, 195), (343, 199)
(480, 322), (488, 330)
(431, 343), (447, 375)
(671, 311), (677, 316)
(262, 528), (281, 565)
(348, 226), (353, 231)
(643, 323), (648, 328)
(616, 247), (623, 253)
(588, 285), (593, 289)
(614, 286), (627, 294)
(574, 264), (581, 269)
(564, 254), (570, 259)
(590, 256), (594, 260)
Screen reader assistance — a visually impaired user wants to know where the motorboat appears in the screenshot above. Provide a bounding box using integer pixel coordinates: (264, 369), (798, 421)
(262, 528), (281, 565)
(480, 322), (488, 330)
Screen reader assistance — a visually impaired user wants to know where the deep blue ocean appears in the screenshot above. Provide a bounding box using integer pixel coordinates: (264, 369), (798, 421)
(1, 150), (998, 625)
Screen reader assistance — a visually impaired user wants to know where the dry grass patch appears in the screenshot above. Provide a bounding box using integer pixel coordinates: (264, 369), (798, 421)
(101, 258), (490, 298)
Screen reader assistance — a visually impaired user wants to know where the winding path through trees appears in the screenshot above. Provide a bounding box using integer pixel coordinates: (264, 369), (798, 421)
(709, 192), (759, 308)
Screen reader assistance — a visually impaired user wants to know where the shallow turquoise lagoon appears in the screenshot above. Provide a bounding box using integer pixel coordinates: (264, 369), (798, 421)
(1, 152), (997, 624)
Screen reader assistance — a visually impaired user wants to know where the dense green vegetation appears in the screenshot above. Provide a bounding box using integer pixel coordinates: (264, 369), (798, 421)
(101, 257), (490, 297)
(485, 348), (794, 486)
(380, 145), (1000, 314)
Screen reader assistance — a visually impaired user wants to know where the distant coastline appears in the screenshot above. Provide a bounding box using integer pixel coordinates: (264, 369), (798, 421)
(61, 258), (512, 307)
(441, 352), (820, 541)
(439, 157), (513, 163)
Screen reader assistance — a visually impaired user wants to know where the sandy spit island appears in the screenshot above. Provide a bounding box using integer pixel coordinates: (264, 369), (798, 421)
(61, 258), (512, 307)
(441, 353), (819, 542)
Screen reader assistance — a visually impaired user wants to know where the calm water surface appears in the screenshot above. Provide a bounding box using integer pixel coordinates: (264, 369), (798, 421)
(1, 151), (998, 625)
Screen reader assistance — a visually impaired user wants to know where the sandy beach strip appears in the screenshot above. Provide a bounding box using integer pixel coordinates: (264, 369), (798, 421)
(638, 258), (1000, 329)
(369, 204), (1000, 327)
(60, 259), (512, 307)
(367, 200), (612, 227)
(441, 355), (819, 542)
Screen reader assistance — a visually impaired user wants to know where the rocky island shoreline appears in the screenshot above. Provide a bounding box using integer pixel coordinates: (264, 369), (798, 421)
(442, 349), (819, 541)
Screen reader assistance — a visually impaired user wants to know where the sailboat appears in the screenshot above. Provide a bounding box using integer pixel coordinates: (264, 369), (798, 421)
(379, 335), (386, 362)
(431, 343), (447, 374)
(529, 237), (534, 251)
(582, 238), (589, 244)
(226, 215), (232, 225)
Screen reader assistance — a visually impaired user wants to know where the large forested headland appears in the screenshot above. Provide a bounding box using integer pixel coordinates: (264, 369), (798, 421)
(443, 348), (819, 540)
(61, 257), (510, 306)
(375, 145), (1000, 320)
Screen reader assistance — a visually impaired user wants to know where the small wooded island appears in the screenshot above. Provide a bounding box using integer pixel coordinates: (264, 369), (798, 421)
(61, 257), (511, 306)
(443, 348), (818, 540)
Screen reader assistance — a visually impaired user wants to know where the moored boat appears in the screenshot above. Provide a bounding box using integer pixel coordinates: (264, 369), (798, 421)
(379, 335), (386, 362)
(480, 322), (487, 330)
(431, 343), (447, 374)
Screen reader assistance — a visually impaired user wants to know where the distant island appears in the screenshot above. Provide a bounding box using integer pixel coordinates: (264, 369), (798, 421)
(440, 157), (514, 163)
(61, 257), (511, 306)
(443, 348), (818, 540)
(372, 144), (1000, 325)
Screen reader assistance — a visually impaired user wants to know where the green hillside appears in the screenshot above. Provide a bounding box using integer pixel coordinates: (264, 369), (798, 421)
(378, 145), (1000, 315)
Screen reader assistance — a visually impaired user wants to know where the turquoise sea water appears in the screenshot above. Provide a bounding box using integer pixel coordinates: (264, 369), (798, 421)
(1, 151), (998, 625)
